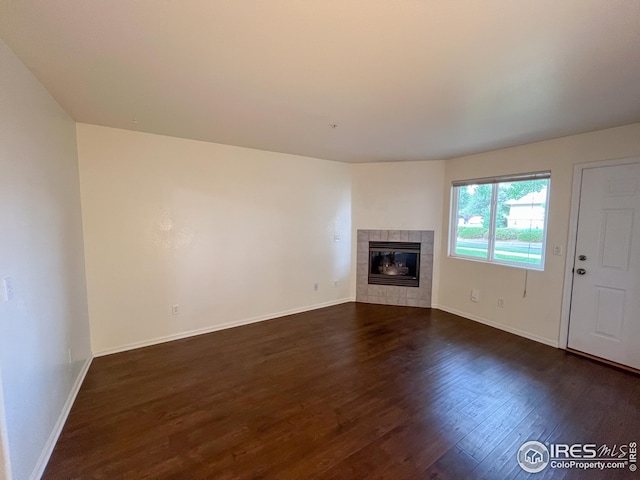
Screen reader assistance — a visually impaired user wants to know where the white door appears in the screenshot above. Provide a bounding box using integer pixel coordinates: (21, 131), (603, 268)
(568, 162), (640, 370)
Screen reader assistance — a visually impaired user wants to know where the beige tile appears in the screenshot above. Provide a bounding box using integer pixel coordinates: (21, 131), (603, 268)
(406, 288), (420, 299)
(386, 296), (400, 305)
(419, 275), (432, 288)
(420, 256), (434, 271)
(368, 285), (381, 297)
(387, 287), (405, 298)
(421, 242), (434, 255)
(400, 231), (409, 241)
(420, 271), (432, 280)
(357, 241), (369, 254)
(379, 230), (389, 241)
(369, 230), (381, 241)
(357, 251), (368, 264)
(419, 299), (431, 308)
(422, 230), (434, 242)
(357, 230), (370, 241)
(389, 230), (402, 241)
(372, 296), (387, 305)
(420, 272), (433, 286)
(357, 295), (369, 303)
(407, 298), (420, 307)
(357, 273), (368, 286)
(408, 231), (422, 242)
(356, 285), (368, 297)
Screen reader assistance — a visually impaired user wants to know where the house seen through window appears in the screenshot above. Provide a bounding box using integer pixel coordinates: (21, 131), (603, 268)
(449, 172), (551, 270)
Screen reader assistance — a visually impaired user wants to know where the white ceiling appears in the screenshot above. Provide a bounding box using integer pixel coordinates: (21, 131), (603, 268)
(1, 1), (639, 163)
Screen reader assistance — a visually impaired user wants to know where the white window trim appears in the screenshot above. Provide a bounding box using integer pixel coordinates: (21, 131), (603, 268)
(448, 172), (551, 271)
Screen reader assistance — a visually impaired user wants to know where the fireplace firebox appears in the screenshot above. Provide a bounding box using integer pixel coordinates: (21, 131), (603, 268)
(368, 241), (420, 287)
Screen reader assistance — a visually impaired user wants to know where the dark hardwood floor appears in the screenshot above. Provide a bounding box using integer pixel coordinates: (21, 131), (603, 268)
(44, 303), (640, 479)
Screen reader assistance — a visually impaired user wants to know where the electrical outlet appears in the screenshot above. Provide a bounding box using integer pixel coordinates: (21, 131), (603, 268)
(314, 283), (319, 291)
(553, 245), (564, 256)
(333, 235), (341, 242)
(172, 304), (180, 315)
(470, 289), (480, 303)
(498, 298), (505, 308)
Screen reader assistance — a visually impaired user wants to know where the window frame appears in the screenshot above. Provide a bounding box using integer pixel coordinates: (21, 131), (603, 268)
(448, 171), (551, 271)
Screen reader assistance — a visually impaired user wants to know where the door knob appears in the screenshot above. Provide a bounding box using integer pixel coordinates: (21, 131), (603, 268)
(576, 268), (586, 275)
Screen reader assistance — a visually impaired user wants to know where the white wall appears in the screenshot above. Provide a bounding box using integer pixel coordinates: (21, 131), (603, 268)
(77, 124), (352, 354)
(438, 123), (640, 345)
(0, 40), (92, 480)
(351, 161), (446, 303)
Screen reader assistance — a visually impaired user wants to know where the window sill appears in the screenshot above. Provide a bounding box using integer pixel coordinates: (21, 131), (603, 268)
(448, 254), (545, 271)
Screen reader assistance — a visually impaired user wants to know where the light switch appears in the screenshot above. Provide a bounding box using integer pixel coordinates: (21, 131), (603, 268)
(3, 276), (14, 301)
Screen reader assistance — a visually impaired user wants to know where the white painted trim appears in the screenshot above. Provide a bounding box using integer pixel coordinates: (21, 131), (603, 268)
(29, 357), (93, 480)
(94, 298), (355, 357)
(433, 304), (559, 348)
(558, 164), (584, 349)
(559, 156), (640, 349)
(0, 367), (13, 480)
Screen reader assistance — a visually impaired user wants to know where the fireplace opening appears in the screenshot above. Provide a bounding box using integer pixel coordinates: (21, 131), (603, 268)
(368, 241), (420, 287)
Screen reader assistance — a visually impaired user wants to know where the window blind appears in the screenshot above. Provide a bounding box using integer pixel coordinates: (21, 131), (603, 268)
(451, 171), (551, 188)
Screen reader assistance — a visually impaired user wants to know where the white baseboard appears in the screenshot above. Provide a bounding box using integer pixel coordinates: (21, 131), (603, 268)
(30, 356), (93, 480)
(94, 297), (355, 357)
(432, 304), (559, 348)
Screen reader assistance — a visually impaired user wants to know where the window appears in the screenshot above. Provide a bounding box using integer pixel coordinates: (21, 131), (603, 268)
(449, 172), (551, 270)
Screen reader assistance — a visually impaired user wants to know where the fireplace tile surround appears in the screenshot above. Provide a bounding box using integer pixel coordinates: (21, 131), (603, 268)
(356, 229), (433, 307)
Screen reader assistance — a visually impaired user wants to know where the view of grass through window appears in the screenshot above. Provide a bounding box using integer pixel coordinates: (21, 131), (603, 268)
(451, 175), (550, 269)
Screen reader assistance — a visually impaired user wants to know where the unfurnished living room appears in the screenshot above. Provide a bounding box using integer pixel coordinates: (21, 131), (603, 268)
(1, 1), (640, 479)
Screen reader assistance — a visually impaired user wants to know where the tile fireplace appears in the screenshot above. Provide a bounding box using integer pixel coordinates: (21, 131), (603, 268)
(356, 230), (433, 307)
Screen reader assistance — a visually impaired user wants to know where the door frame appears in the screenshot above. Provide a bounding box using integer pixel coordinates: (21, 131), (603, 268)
(559, 156), (640, 349)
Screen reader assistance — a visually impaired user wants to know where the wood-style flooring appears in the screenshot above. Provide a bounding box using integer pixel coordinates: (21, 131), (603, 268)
(44, 303), (640, 479)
